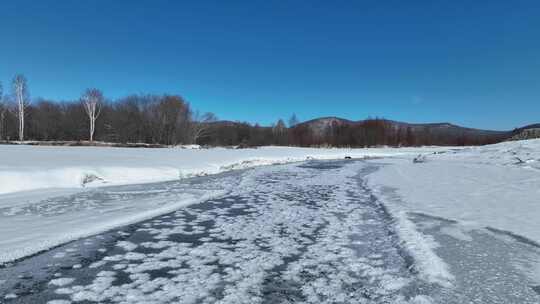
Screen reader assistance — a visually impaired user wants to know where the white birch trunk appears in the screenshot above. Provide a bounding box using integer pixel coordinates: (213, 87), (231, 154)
(13, 76), (28, 142)
(82, 89), (103, 142)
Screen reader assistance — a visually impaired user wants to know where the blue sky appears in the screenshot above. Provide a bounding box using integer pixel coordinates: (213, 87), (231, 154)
(0, 1), (538, 130)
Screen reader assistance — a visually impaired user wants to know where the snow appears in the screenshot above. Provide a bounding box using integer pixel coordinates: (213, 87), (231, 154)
(0, 145), (447, 261)
(45, 161), (436, 303)
(391, 211), (454, 287)
(49, 277), (75, 286)
(46, 300), (71, 304)
(4, 293), (17, 299)
(0, 145), (449, 264)
(367, 139), (540, 245)
(0, 185), (224, 264)
(116, 241), (137, 252)
(0, 145), (448, 195)
(4, 139), (538, 290)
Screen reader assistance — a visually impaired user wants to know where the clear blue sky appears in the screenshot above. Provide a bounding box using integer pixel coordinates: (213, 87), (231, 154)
(0, 1), (538, 130)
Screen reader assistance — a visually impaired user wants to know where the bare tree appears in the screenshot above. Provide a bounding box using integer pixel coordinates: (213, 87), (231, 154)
(12, 75), (29, 141)
(81, 88), (103, 142)
(273, 118), (288, 145)
(151, 95), (190, 145)
(273, 119), (286, 134)
(0, 82), (5, 140)
(189, 111), (217, 144)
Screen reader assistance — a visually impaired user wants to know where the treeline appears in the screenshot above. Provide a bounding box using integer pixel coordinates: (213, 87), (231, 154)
(199, 119), (507, 147)
(0, 75), (508, 147)
(0, 93), (202, 145)
(290, 119), (506, 146)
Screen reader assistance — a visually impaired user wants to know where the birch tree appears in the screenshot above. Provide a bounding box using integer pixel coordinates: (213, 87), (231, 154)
(12, 75), (29, 141)
(0, 82), (5, 140)
(189, 111), (217, 144)
(273, 118), (288, 145)
(81, 88), (103, 142)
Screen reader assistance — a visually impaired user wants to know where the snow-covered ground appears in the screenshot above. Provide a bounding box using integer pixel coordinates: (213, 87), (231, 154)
(1, 160), (454, 303)
(367, 139), (540, 245)
(0, 145), (446, 196)
(4, 158), (538, 303)
(2, 140), (539, 277)
(0, 145), (445, 264)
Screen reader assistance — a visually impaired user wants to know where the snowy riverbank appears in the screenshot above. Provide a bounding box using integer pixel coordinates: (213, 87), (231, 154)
(0, 145), (448, 264)
(0, 145), (446, 196)
(2, 141), (538, 270)
(366, 139), (540, 245)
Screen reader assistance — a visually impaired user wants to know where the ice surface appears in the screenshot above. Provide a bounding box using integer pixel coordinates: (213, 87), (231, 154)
(367, 139), (540, 245)
(42, 161), (438, 303)
(0, 172), (236, 264)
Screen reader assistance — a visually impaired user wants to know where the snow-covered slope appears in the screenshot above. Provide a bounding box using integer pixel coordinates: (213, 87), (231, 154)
(0, 145), (447, 196)
(367, 139), (540, 244)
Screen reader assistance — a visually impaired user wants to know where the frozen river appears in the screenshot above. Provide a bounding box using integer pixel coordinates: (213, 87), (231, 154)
(1, 160), (539, 303)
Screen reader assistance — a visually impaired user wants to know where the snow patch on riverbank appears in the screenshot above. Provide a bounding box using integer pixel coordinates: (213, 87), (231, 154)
(0, 145), (450, 196)
(367, 139), (540, 245)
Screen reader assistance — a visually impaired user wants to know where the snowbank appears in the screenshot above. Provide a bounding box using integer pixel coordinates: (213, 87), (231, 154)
(0, 145), (447, 196)
(367, 139), (540, 244)
(0, 144), (449, 264)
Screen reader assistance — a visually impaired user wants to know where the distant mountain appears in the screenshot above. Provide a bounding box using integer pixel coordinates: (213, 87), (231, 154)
(294, 117), (513, 145)
(208, 117), (531, 137)
(201, 116), (536, 146)
(207, 120), (247, 127)
(297, 117), (508, 135)
(294, 117), (356, 137)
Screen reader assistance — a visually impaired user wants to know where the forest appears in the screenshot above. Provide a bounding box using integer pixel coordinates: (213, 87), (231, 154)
(0, 75), (509, 147)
